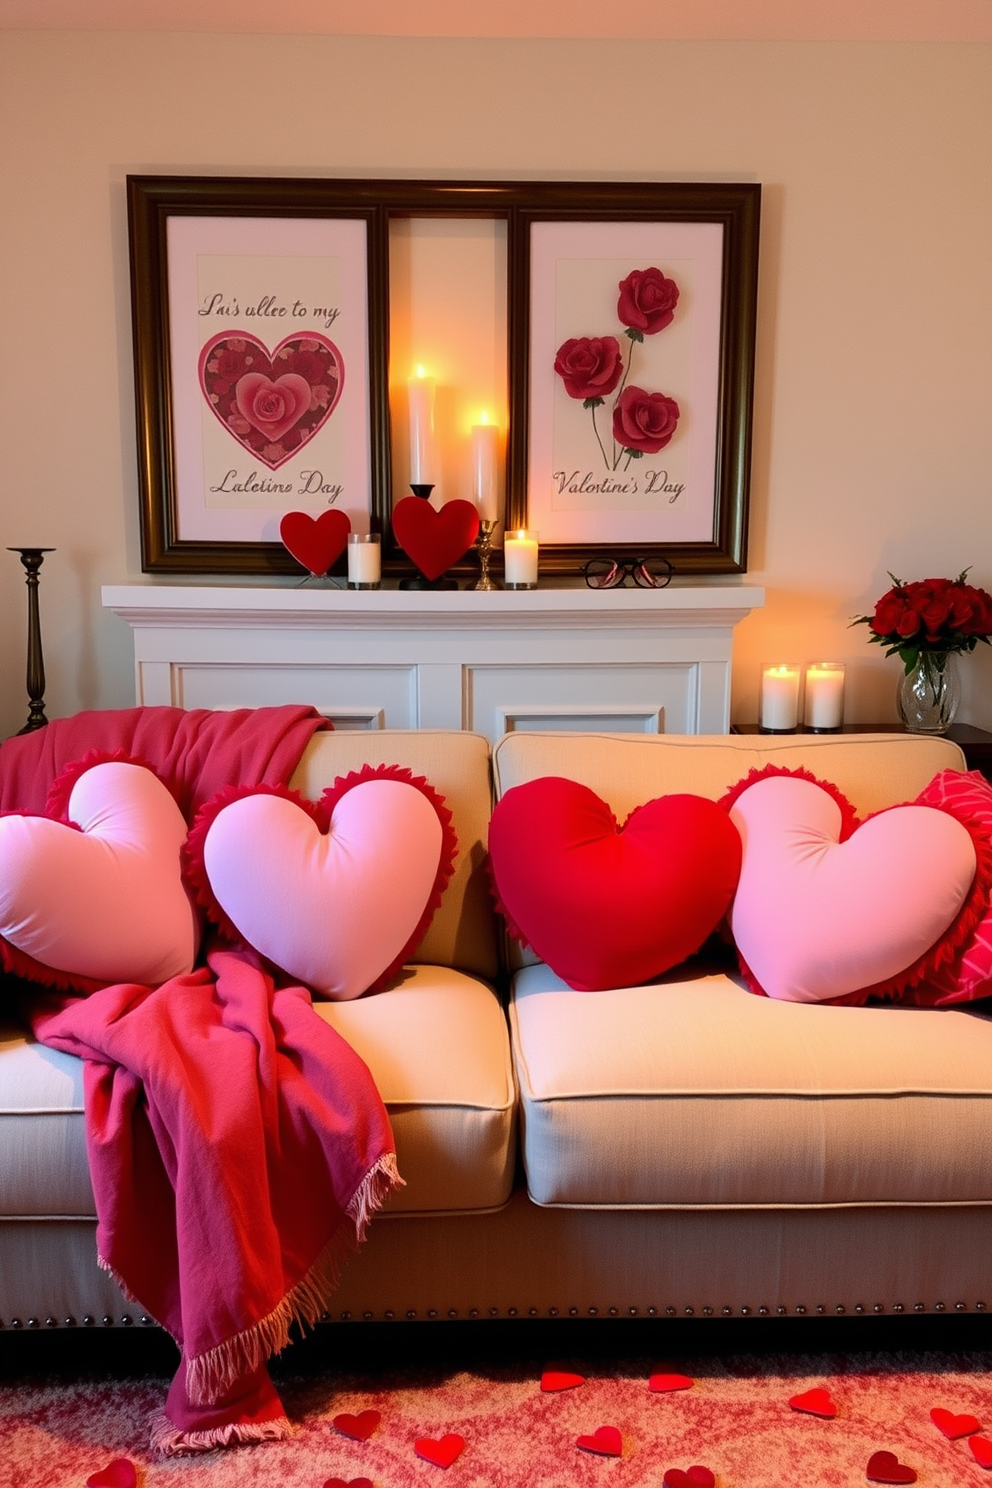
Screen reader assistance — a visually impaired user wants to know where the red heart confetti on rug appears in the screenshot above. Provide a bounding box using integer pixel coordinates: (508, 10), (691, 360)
(323, 1479), (374, 1488)
(649, 1372), (695, 1392)
(279, 508), (351, 576)
(198, 332), (344, 469)
(969, 1435), (992, 1468)
(663, 1468), (716, 1488)
(86, 1463), (137, 1488)
(789, 1387), (838, 1418)
(415, 1433), (466, 1468)
(577, 1425), (623, 1457)
(930, 1406), (981, 1439)
(391, 495), (480, 581)
(332, 1409), (382, 1441)
(866, 1450), (918, 1484)
(541, 1370), (585, 1391)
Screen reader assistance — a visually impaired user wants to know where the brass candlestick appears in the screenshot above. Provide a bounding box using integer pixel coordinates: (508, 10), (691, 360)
(9, 547), (54, 733)
(469, 520), (502, 590)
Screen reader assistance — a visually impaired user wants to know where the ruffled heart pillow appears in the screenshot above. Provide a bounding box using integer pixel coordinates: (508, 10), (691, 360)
(488, 775), (743, 992)
(185, 764), (457, 1000)
(722, 765), (992, 1005)
(0, 754), (199, 992)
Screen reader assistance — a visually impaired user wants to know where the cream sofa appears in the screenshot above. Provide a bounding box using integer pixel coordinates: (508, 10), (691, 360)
(3, 727), (992, 1335)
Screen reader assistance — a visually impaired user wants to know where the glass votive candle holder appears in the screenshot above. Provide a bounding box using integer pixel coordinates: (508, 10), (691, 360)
(347, 532), (381, 589)
(760, 663), (801, 733)
(804, 661), (845, 732)
(503, 530), (539, 589)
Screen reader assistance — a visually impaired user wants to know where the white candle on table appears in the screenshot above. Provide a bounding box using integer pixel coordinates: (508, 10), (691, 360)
(760, 664), (801, 731)
(347, 533), (381, 588)
(471, 415), (499, 520)
(408, 366), (436, 487)
(805, 662), (845, 730)
(504, 530), (539, 588)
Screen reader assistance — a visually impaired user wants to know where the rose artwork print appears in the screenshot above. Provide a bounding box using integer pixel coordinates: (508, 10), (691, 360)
(198, 331), (345, 471)
(553, 267), (682, 472)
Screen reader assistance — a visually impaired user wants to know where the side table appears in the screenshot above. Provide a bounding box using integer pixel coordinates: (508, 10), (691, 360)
(731, 723), (992, 783)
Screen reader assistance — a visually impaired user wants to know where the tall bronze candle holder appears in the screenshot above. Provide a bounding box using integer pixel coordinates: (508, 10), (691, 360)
(469, 520), (503, 590)
(8, 547), (53, 733)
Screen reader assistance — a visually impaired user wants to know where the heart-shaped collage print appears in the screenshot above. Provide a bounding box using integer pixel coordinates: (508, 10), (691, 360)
(198, 332), (344, 470)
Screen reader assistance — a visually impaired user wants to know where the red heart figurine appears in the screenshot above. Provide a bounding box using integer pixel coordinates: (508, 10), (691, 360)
(649, 1372), (694, 1392)
(86, 1464), (137, 1488)
(415, 1433), (466, 1467)
(332, 1409), (382, 1441)
(789, 1387), (838, 1418)
(392, 496), (479, 581)
(663, 1469), (716, 1488)
(577, 1425), (623, 1457)
(199, 332), (344, 469)
(970, 1435), (992, 1467)
(280, 509), (351, 576)
(930, 1407), (981, 1439)
(541, 1370), (585, 1391)
(866, 1450), (917, 1484)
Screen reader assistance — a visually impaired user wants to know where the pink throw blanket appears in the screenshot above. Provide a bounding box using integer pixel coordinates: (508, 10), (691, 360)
(3, 707), (402, 1453)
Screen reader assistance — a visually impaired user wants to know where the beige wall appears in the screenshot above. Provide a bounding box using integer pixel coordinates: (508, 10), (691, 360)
(1, 32), (990, 739)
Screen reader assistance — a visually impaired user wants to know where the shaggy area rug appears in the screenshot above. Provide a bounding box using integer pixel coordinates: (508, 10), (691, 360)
(2, 1326), (992, 1488)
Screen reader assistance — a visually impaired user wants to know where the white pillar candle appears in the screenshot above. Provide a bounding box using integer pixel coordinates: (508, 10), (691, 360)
(760, 664), (801, 731)
(471, 418), (499, 520)
(804, 662), (845, 731)
(408, 366), (436, 487)
(503, 530), (539, 588)
(347, 532), (381, 588)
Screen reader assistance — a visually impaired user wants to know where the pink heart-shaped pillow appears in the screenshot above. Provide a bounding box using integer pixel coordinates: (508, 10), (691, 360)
(0, 758), (198, 991)
(488, 777), (742, 992)
(186, 765), (457, 1000)
(726, 770), (977, 1003)
(391, 495), (480, 580)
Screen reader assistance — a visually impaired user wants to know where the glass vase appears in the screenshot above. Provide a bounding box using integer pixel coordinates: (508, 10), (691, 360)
(896, 649), (961, 734)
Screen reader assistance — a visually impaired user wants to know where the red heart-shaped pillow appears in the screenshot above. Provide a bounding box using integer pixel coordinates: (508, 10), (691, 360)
(577, 1426), (623, 1457)
(489, 777), (742, 991)
(280, 509), (351, 576)
(415, 1434), (466, 1467)
(392, 495), (479, 581)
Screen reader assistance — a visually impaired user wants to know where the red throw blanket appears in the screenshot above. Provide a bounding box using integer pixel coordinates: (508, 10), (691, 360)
(3, 707), (402, 1454)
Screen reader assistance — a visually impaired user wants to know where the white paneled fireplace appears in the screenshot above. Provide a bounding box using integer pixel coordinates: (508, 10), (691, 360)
(102, 585), (764, 742)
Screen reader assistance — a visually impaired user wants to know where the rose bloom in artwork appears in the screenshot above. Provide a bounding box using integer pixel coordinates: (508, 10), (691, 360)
(553, 266), (682, 471)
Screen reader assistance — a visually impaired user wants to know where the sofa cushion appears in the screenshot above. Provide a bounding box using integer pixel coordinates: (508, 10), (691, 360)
(316, 965), (516, 1214)
(0, 1021), (94, 1218)
(509, 961), (992, 1208)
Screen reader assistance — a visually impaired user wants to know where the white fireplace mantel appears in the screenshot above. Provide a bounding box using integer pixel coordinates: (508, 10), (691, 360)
(102, 583), (764, 740)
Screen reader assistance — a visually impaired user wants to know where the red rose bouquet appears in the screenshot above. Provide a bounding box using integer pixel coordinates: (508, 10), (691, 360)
(853, 571), (992, 673)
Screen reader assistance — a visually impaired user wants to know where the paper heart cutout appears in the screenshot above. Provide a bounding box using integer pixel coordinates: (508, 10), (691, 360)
(866, 1450), (917, 1484)
(489, 776), (742, 991)
(969, 1435), (992, 1467)
(280, 509), (351, 576)
(728, 772), (977, 1002)
(333, 1408), (382, 1441)
(415, 1433), (466, 1467)
(789, 1387), (837, 1418)
(198, 331), (343, 469)
(931, 1407), (981, 1439)
(392, 495), (480, 581)
(0, 760), (198, 991)
(541, 1370), (585, 1391)
(650, 1372), (694, 1392)
(323, 1479), (374, 1488)
(86, 1462), (137, 1488)
(663, 1469), (715, 1488)
(577, 1426), (623, 1457)
(189, 766), (456, 1001)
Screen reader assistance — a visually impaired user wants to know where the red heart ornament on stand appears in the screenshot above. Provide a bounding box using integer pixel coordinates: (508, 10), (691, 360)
(199, 331), (344, 469)
(280, 509), (351, 576)
(332, 1408), (382, 1441)
(789, 1387), (838, 1418)
(663, 1469), (716, 1488)
(866, 1450), (917, 1484)
(576, 1426), (623, 1457)
(650, 1372), (694, 1392)
(930, 1407), (981, 1439)
(541, 1370), (585, 1391)
(970, 1435), (992, 1467)
(415, 1433), (466, 1467)
(86, 1463), (137, 1488)
(392, 496), (480, 582)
